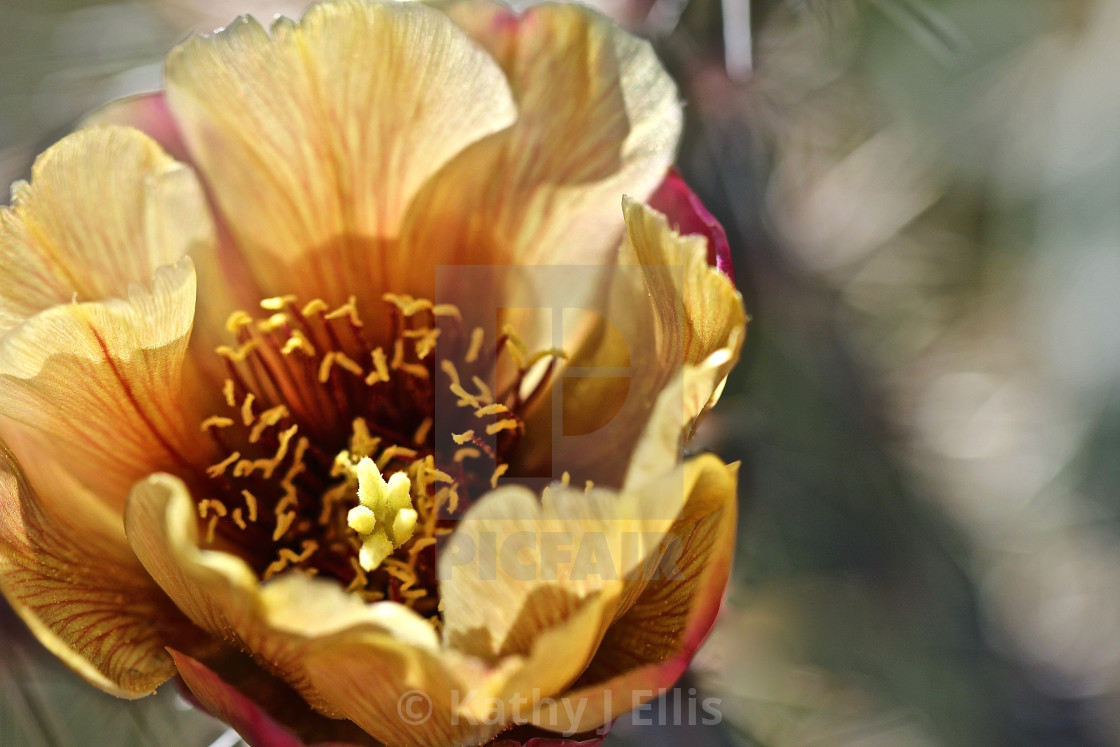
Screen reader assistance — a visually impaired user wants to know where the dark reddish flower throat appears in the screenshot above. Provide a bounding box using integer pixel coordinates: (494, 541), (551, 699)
(194, 293), (562, 623)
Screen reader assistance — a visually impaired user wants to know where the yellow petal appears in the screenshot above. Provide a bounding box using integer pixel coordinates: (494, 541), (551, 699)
(438, 460), (696, 665)
(302, 591), (608, 745)
(529, 455), (738, 734)
(0, 440), (206, 697)
(164, 0), (517, 308)
(399, 2), (681, 299)
(514, 198), (746, 487)
(0, 258), (202, 507)
(125, 473), (445, 718)
(0, 126), (210, 335)
(621, 196), (746, 377)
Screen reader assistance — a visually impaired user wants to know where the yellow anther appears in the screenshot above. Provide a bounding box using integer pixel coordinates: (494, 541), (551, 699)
(240, 393), (256, 426)
(206, 451), (241, 478)
(242, 490), (259, 522)
(440, 359), (462, 387)
(367, 348), (390, 384)
(200, 499), (227, 518)
(348, 457), (419, 572)
(273, 510), (297, 542)
(200, 415), (235, 431)
(474, 403), (509, 417)
(349, 418), (380, 460)
(377, 445), (418, 469)
(432, 304), (461, 319)
(561, 471), (571, 486)
(301, 298), (330, 316)
(318, 351), (364, 383)
(383, 293), (432, 316)
(281, 330), (315, 356)
(472, 376), (494, 404)
(225, 310), (254, 334)
(450, 383), (479, 408)
(260, 295), (296, 311)
(253, 424), (298, 479)
(325, 295), (362, 326)
(454, 447), (481, 462)
(248, 405), (290, 444)
(222, 379), (237, 408)
(490, 463), (509, 488)
(258, 313), (289, 333)
(398, 361), (430, 380)
(452, 430), (475, 445)
(466, 327), (485, 363)
(486, 419), (520, 435)
(232, 508), (247, 530)
(411, 328), (440, 359)
(413, 417), (433, 445)
(217, 341), (259, 363)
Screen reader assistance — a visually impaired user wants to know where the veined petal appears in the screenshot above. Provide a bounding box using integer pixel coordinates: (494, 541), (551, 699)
(529, 456), (738, 734)
(437, 457), (705, 679)
(0, 126), (210, 335)
(164, 0), (517, 308)
(621, 197), (745, 375)
(0, 440), (206, 697)
(400, 1), (681, 294)
(303, 594), (608, 745)
(126, 474), (454, 722)
(0, 259), (203, 507)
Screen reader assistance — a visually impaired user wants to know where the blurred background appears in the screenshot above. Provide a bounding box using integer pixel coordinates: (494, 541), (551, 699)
(2, 0), (1120, 745)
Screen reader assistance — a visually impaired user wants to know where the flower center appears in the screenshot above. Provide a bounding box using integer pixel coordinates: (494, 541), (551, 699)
(194, 293), (564, 622)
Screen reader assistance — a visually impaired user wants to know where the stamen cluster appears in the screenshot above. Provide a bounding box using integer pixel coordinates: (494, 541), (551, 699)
(194, 292), (563, 619)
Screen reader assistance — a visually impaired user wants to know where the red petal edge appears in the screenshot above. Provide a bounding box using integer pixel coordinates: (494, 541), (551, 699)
(648, 168), (735, 282)
(491, 736), (607, 747)
(170, 647), (607, 747)
(169, 649), (359, 747)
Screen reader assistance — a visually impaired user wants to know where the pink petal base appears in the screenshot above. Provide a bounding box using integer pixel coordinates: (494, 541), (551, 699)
(171, 649), (608, 747)
(649, 168), (735, 281)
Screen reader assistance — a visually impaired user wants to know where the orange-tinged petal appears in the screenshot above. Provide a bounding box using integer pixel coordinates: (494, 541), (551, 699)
(529, 456), (738, 734)
(0, 258), (203, 507)
(302, 594), (607, 745)
(0, 440), (206, 697)
(164, 0), (517, 309)
(126, 474), (450, 716)
(0, 126), (210, 335)
(402, 2), (681, 291)
(437, 472), (684, 663)
(515, 198), (745, 487)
